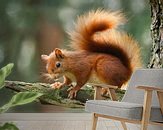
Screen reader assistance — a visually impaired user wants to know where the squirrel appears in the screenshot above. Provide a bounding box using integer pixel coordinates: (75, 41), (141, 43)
(41, 10), (142, 99)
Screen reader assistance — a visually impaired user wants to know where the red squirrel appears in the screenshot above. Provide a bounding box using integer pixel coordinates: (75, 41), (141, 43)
(41, 10), (142, 99)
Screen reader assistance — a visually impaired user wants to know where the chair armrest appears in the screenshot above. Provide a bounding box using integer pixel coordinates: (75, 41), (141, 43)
(87, 83), (118, 89)
(137, 86), (163, 92)
(88, 83), (118, 100)
(137, 86), (163, 124)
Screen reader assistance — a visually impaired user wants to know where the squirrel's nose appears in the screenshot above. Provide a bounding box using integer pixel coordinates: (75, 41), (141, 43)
(51, 69), (55, 72)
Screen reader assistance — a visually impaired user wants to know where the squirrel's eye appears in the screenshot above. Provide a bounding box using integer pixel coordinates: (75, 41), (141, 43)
(56, 62), (61, 68)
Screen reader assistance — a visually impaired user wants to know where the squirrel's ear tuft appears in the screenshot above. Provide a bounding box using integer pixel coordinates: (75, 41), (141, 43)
(41, 55), (49, 62)
(54, 48), (64, 59)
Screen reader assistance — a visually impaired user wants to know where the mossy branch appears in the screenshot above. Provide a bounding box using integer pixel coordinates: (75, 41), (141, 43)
(4, 81), (94, 108)
(4, 81), (125, 108)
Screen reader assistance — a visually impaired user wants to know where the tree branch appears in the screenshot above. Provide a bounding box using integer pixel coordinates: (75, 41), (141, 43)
(4, 81), (125, 108)
(4, 81), (94, 108)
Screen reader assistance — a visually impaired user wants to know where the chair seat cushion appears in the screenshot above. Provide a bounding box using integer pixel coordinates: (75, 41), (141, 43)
(85, 100), (163, 122)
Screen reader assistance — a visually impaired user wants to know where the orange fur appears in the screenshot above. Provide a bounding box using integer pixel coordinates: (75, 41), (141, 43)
(41, 10), (142, 98)
(70, 9), (141, 71)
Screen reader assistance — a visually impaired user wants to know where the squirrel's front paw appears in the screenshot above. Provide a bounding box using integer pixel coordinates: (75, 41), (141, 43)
(50, 82), (63, 89)
(67, 87), (80, 99)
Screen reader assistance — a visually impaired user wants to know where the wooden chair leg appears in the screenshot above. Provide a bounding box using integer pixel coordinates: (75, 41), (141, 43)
(141, 90), (152, 130)
(92, 113), (98, 130)
(94, 86), (103, 100)
(121, 121), (127, 130)
(108, 88), (117, 101)
(157, 91), (163, 114)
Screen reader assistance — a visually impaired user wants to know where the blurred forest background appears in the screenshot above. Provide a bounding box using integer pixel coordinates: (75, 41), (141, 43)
(0, 0), (151, 82)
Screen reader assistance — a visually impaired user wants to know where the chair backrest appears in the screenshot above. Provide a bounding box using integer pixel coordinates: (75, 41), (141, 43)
(122, 69), (163, 107)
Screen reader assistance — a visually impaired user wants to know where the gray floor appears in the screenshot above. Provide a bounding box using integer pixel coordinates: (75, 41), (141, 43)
(0, 113), (140, 130)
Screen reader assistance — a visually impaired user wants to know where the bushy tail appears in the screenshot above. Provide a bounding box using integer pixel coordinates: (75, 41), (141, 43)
(70, 9), (141, 71)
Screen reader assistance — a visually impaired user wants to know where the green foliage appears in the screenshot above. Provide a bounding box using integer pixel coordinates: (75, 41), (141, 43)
(0, 92), (43, 113)
(0, 123), (19, 130)
(0, 64), (44, 129)
(0, 63), (43, 113)
(0, 63), (14, 89)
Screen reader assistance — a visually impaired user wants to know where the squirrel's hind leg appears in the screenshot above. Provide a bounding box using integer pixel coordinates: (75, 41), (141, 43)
(95, 57), (127, 87)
